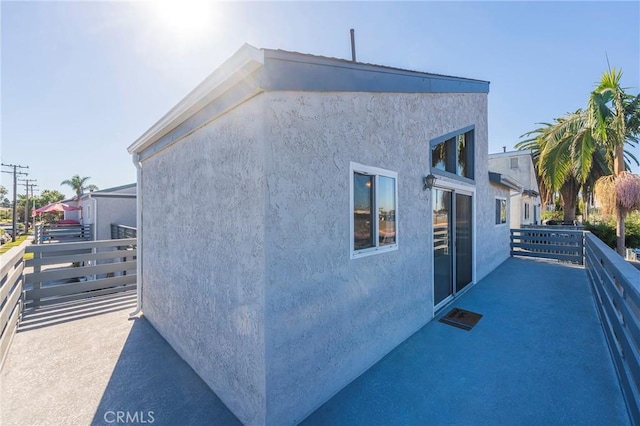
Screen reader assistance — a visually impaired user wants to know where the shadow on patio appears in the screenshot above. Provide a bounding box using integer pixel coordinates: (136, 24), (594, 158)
(0, 291), (240, 426)
(89, 315), (241, 426)
(0, 257), (631, 425)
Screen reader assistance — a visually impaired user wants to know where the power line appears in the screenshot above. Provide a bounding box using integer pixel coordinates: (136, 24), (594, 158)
(1, 163), (29, 242)
(18, 178), (38, 232)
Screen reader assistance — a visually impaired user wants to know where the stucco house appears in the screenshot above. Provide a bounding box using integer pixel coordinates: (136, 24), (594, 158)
(488, 150), (541, 227)
(128, 44), (513, 425)
(64, 183), (137, 240)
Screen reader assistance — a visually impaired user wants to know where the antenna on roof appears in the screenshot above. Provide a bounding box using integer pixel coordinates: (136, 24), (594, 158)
(350, 29), (356, 62)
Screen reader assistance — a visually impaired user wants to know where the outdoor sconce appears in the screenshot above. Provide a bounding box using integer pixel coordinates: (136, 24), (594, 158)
(423, 174), (437, 191)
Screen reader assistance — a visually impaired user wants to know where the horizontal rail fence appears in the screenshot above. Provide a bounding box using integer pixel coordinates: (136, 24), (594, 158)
(24, 238), (137, 309)
(522, 224), (584, 230)
(0, 244), (26, 368)
(510, 228), (584, 264)
(585, 232), (640, 425)
(35, 223), (93, 244)
(111, 224), (137, 240)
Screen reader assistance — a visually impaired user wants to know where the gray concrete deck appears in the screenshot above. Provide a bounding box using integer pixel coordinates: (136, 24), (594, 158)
(0, 291), (240, 426)
(0, 258), (630, 425)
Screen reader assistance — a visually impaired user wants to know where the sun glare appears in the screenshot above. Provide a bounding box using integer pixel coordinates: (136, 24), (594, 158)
(151, 1), (216, 41)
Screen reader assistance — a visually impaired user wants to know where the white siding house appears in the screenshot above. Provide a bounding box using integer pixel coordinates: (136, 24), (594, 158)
(489, 150), (541, 228)
(128, 44), (512, 425)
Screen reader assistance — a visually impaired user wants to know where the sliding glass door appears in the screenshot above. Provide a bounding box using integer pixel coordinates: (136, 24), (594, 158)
(433, 188), (473, 308)
(433, 189), (453, 306)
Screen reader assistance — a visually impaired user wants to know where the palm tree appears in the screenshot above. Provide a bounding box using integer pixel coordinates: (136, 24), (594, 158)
(517, 111), (611, 222)
(589, 69), (640, 255)
(520, 69), (640, 255)
(60, 175), (99, 199)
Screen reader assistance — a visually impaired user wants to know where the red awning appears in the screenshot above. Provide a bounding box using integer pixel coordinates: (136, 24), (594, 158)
(34, 202), (81, 214)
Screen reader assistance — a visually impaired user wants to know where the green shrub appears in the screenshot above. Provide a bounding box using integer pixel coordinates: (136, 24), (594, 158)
(584, 211), (640, 249)
(541, 210), (563, 221)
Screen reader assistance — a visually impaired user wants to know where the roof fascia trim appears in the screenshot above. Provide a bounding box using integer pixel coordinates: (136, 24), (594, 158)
(128, 44), (264, 154)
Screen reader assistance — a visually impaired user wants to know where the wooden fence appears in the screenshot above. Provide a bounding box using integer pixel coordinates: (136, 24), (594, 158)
(584, 232), (640, 425)
(34, 223), (93, 244)
(510, 228), (584, 264)
(24, 238), (136, 309)
(0, 244), (26, 368)
(111, 224), (137, 239)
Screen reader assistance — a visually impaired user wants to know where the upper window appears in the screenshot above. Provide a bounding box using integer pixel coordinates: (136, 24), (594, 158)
(524, 202), (530, 220)
(431, 126), (475, 180)
(350, 162), (398, 258)
(510, 157), (519, 169)
(495, 198), (507, 225)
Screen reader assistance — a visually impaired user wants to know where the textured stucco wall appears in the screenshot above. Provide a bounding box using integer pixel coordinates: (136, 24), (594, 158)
(262, 91), (489, 424)
(140, 97), (267, 425)
(475, 180), (511, 281)
(95, 197), (136, 240)
(138, 90), (499, 426)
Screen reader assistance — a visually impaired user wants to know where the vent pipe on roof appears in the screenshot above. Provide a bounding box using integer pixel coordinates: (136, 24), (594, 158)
(503, 146), (506, 153)
(350, 29), (356, 62)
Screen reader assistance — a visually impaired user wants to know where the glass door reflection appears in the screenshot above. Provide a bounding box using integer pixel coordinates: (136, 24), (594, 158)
(455, 193), (473, 292)
(433, 189), (453, 306)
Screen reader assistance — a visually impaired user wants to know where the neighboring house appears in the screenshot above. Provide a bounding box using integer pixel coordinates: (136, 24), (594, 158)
(128, 44), (513, 425)
(62, 198), (81, 223)
(488, 150), (541, 227)
(73, 184), (137, 240)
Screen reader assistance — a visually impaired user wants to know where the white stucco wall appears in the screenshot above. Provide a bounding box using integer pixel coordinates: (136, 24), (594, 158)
(261, 91), (492, 424)
(475, 181), (512, 281)
(140, 97), (267, 425)
(138, 89), (504, 426)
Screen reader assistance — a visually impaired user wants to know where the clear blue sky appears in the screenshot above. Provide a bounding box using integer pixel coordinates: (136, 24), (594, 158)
(1, 1), (639, 200)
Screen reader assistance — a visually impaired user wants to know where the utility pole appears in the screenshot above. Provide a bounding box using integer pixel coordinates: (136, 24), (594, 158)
(1, 163), (29, 242)
(29, 183), (39, 226)
(19, 178), (37, 233)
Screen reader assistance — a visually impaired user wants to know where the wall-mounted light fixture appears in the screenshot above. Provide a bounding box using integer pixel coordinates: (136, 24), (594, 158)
(423, 174), (437, 191)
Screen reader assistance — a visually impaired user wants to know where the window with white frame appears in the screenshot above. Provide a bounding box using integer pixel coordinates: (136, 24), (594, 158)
(431, 126), (475, 180)
(524, 202), (530, 220)
(350, 162), (398, 258)
(495, 198), (507, 225)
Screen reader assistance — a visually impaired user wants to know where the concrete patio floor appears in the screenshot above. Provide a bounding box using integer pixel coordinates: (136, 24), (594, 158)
(0, 291), (240, 426)
(303, 257), (630, 425)
(0, 257), (631, 425)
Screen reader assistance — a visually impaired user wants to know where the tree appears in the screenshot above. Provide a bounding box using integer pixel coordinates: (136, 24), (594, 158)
(0, 185), (6, 200)
(520, 68), (640, 255)
(589, 69), (640, 255)
(518, 111), (612, 222)
(39, 189), (65, 206)
(60, 175), (98, 199)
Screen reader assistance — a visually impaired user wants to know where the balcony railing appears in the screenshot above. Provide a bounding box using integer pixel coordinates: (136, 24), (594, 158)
(509, 228), (639, 423)
(510, 228), (584, 264)
(0, 237), (137, 368)
(585, 232), (640, 425)
(34, 223), (93, 244)
(111, 224), (137, 240)
(1, 230), (638, 424)
(0, 243), (25, 369)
